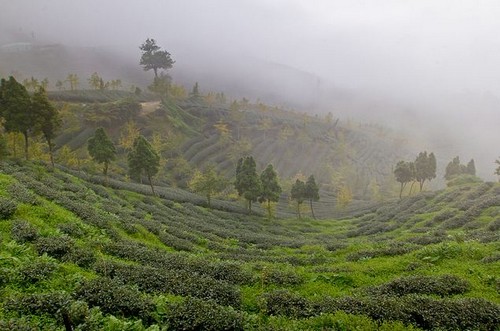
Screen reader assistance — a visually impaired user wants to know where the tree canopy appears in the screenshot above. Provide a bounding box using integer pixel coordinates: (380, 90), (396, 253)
(32, 86), (61, 167)
(394, 160), (414, 199)
(0, 76), (34, 160)
(444, 156), (476, 180)
(128, 135), (160, 196)
(291, 179), (306, 219)
(139, 38), (174, 78)
(304, 175), (320, 219)
(414, 151), (436, 191)
(259, 164), (282, 219)
(189, 164), (227, 209)
(88, 127), (116, 179)
(235, 156), (261, 213)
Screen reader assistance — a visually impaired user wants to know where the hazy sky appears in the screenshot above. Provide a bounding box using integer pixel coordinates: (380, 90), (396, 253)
(1, 0), (499, 178)
(3, 0), (500, 94)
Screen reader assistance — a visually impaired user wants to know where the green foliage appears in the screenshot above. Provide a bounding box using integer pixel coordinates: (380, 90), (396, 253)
(166, 297), (243, 331)
(0, 76), (32, 159)
(189, 164), (227, 208)
(4, 292), (71, 317)
(128, 135), (160, 195)
(32, 86), (61, 166)
(291, 179), (306, 218)
(414, 151), (436, 191)
(88, 127), (116, 176)
(235, 156), (261, 212)
(259, 164), (282, 219)
(445, 156), (477, 180)
(19, 259), (58, 283)
(75, 277), (154, 324)
(11, 219), (39, 243)
(368, 274), (471, 297)
(139, 38), (174, 78)
(35, 235), (74, 259)
(394, 160), (414, 198)
(0, 196), (17, 219)
(8, 182), (40, 205)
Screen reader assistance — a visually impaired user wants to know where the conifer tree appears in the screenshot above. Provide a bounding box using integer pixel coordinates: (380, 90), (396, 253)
(32, 87), (61, 167)
(291, 179), (306, 219)
(0, 76), (33, 160)
(466, 159), (476, 176)
(304, 175), (320, 219)
(88, 127), (116, 181)
(235, 156), (261, 212)
(259, 164), (282, 219)
(128, 135), (160, 196)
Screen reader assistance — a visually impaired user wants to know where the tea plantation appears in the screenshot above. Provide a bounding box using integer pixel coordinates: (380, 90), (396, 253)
(0, 161), (498, 330)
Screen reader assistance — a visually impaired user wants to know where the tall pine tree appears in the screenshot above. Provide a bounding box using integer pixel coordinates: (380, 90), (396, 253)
(235, 156), (261, 213)
(304, 175), (320, 219)
(259, 164), (282, 219)
(128, 135), (160, 196)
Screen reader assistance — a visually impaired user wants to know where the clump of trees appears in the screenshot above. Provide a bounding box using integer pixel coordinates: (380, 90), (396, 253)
(394, 151), (436, 199)
(290, 175), (320, 219)
(234, 156), (283, 218)
(0, 77), (61, 162)
(444, 156), (476, 180)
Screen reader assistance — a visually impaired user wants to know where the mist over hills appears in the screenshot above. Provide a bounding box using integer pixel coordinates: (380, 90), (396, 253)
(0, 24), (498, 181)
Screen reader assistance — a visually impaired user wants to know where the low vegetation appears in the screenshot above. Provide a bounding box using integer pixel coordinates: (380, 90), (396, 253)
(0, 161), (498, 330)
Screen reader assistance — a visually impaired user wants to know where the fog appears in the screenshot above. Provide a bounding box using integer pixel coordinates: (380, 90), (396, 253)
(1, 0), (499, 179)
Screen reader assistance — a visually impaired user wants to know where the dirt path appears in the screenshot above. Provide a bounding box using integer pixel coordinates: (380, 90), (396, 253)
(140, 101), (161, 114)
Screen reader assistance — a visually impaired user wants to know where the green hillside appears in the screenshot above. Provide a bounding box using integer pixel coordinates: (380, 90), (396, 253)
(48, 92), (411, 217)
(0, 161), (498, 330)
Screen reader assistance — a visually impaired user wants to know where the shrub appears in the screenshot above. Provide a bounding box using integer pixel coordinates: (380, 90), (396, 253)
(57, 222), (85, 238)
(8, 183), (40, 205)
(62, 246), (96, 268)
(262, 268), (304, 286)
(260, 290), (312, 318)
(75, 277), (154, 325)
(166, 297), (243, 331)
(35, 235), (74, 259)
(4, 292), (71, 316)
(19, 260), (57, 283)
(0, 197), (17, 219)
(368, 274), (470, 297)
(11, 220), (39, 243)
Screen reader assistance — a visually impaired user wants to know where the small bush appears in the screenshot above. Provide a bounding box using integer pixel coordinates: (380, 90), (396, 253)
(35, 235), (74, 259)
(0, 197), (17, 219)
(368, 274), (470, 297)
(75, 277), (154, 325)
(8, 183), (40, 205)
(62, 246), (96, 268)
(19, 260), (57, 283)
(4, 292), (71, 316)
(58, 222), (85, 238)
(262, 268), (304, 286)
(261, 290), (312, 318)
(166, 297), (243, 331)
(11, 220), (39, 243)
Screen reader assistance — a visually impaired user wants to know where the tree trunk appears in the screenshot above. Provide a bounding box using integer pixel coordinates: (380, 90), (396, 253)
(147, 172), (156, 196)
(48, 138), (55, 168)
(310, 199), (316, 219)
(153, 67), (158, 78)
(409, 181), (416, 196)
(419, 180), (424, 192)
(23, 131), (29, 160)
(103, 162), (109, 186)
(267, 200), (272, 219)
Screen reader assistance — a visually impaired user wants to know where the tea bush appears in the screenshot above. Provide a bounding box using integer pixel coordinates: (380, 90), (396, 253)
(11, 219), (39, 243)
(0, 197), (17, 220)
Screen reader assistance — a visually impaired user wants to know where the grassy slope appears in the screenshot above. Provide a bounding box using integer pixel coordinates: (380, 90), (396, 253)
(0, 161), (498, 330)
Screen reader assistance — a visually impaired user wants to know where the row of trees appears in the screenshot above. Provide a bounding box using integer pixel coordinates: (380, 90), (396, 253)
(394, 151), (437, 199)
(234, 156), (320, 219)
(0, 76), (61, 166)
